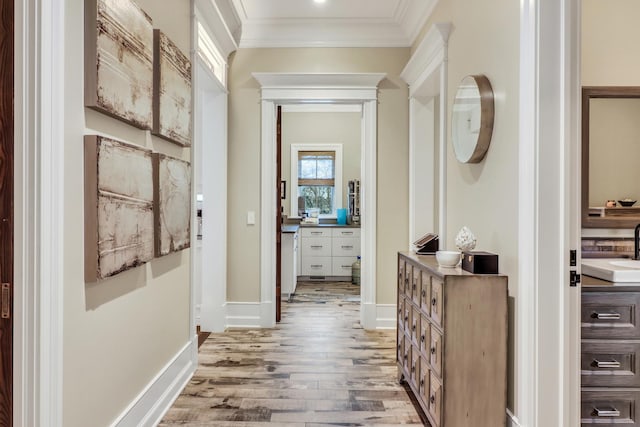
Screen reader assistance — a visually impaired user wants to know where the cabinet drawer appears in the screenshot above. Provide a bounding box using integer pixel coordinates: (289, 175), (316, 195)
(331, 227), (360, 237)
(403, 335), (412, 372)
(420, 271), (432, 315)
(582, 341), (640, 387)
(430, 277), (444, 329)
(300, 237), (331, 256)
(411, 268), (421, 306)
(582, 292), (640, 339)
(404, 302), (412, 333)
(411, 344), (421, 390)
(398, 258), (406, 294)
(404, 264), (413, 296)
(332, 238), (360, 256)
(411, 307), (420, 346)
(332, 256), (357, 276)
(301, 257), (332, 276)
(430, 327), (443, 378)
(581, 389), (640, 426)
(398, 297), (404, 329)
(420, 317), (430, 356)
(428, 373), (443, 426)
(300, 228), (331, 238)
(397, 330), (404, 364)
(419, 357), (430, 407)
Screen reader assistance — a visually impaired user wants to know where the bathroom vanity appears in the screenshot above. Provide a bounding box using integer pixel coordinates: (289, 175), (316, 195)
(582, 259), (640, 426)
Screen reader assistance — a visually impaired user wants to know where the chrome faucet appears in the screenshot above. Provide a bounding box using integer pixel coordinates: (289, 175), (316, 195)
(635, 223), (640, 260)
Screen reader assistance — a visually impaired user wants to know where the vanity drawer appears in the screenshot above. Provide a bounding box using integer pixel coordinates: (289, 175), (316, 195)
(404, 300), (412, 332)
(398, 258), (405, 293)
(582, 292), (640, 339)
(398, 297), (404, 329)
(581, 389), (640, 426)
(397, 337), (403, 365)
(404, 264), (413, 296)
(582, 341), (640, 387)
(403, 335), (412, 372)
(411, 344), (421, 390)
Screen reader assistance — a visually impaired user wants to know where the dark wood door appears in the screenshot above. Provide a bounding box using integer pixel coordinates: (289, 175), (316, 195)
(0, 0), (13, 425)
(275, 106), (282, 322)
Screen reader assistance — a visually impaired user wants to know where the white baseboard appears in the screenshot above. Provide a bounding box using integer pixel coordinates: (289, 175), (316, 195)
(375, 304), (397, 329)
(506, 409), (522, 427)
(226, 302), (263, 328)
(362, 302), (377, 329)
(113, 339), (197, 427)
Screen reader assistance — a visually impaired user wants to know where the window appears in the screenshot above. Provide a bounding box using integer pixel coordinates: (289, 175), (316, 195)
(291, 144), (342, 217)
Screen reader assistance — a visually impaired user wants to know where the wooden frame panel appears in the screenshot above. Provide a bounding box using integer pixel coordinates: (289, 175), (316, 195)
(153, 153), (191, 256)
(152, 30), (192, 146)
(84, 0), (153, 129)
(84, 136), (154, 281)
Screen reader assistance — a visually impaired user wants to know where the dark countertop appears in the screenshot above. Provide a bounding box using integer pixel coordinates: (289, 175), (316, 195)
(298, 223), (361, 228)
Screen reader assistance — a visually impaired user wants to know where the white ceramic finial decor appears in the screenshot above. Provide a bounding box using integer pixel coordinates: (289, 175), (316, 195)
(455, 226), (477, 252)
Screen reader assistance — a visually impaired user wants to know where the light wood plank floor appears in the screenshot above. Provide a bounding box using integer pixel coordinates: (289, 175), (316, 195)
(160, 282), (426, 426)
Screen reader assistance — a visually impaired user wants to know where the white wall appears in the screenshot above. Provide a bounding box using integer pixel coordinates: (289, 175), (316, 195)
(63, 0), (192, 425)
(281, 111), (361, 217)
(582, 0), (640, 237)
(227, 48), (410, 304)
(413, 0), (520, 414)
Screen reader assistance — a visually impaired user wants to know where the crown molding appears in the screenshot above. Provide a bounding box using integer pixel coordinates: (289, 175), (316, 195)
(194, 0), (239, 58)
(400, 22), (451, 96)
(239, 20), (411, 48)
(396, 0), (440, 44)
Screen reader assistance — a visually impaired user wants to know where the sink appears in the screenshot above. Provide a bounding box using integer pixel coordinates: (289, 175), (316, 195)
(609, 260), (640, 269)
(582, 258), (640, 282)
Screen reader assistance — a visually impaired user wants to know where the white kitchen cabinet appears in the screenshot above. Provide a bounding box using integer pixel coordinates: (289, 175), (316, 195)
(299, 226), (360, 280)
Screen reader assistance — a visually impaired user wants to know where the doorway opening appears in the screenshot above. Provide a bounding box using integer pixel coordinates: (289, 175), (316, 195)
(254, 72), (385, 329)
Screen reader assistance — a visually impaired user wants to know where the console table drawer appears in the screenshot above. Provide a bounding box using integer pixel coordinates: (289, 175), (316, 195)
(582, 341), (640, 388)
(582, 292), (640, 339)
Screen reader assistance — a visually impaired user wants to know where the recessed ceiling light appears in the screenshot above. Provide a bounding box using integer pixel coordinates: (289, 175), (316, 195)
(314, 0), (326, 4)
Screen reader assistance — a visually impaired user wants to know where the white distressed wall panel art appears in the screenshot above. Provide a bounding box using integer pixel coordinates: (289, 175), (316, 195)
(153, 29), (193, 146)
(85, 0), (153, 129)
(84, 135), (155, 282)
(153, 154), (191, 256)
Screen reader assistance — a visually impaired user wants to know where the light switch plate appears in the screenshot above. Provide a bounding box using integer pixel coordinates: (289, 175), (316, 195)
(247, 211), (255, 225)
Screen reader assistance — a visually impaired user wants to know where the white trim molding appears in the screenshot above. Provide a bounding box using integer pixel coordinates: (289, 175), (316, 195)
(401, 23), (450, 247)
(506, 409), (523, 427)
(375, 304), (397, 330)
(518, 0), (580, 425)
(14, 0), (65, 425)
(226, 302), (263, 328)
(253, 72), (384, 330)
(113, 340), (197, 427)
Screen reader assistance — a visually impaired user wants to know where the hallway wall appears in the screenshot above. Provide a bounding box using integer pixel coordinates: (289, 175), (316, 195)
(227, 48), (410, 305)
(412, 0), (520, 416)
(62, 0), (192, 425)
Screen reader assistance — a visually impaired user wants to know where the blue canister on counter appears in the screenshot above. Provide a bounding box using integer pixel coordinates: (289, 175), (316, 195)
(337, 208), (348, 225)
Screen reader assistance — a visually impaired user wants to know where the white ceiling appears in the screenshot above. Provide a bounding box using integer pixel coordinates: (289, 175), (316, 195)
(223, 0), (438, 48)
